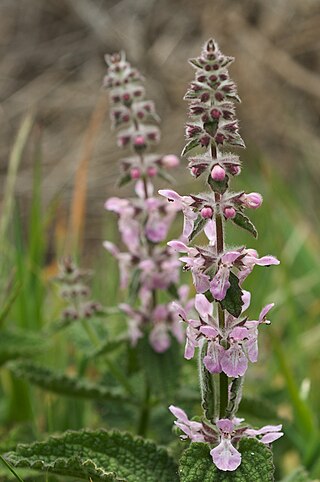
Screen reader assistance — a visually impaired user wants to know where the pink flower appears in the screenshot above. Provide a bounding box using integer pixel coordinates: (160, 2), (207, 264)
(210, 420), (241, 471)
(169, 405), (205, 442)
(210, 251), (243, 301)
(159, 190), (197, 240)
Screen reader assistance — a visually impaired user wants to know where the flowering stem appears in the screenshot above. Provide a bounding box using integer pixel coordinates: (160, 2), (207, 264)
(211, 144), (229, 419)
(137, 381), (151, 437)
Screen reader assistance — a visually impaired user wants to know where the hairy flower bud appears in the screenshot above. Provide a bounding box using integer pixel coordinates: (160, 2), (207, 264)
(162, 155), (179, 168)
(130, 167), (141, 179)
(147, 166), (157, 177)
(201, 206), (213, 219)
(223, 207), (236, 219)
(211, 165), (225, 181)
(241, 192), (263, 209)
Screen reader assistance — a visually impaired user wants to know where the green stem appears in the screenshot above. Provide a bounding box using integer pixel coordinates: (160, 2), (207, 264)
(81, 319), (136, 398)
(137, 381), (151, 437)
(0, 455), (25, 482)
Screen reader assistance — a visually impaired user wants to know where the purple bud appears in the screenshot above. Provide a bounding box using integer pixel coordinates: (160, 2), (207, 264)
(224, 207), (236, 219)
(211, 108), (221, 119)
(130, 167), (141, 179)
(215, 133), (225, 144)
(201, 92), (210, 102)
(122, 93), (131, 102)
(200, 135), (210, 147)
(201, 206), (213, 219)
(211, 165), (225, 181)
(134, 135), (145, 147)
(215, 92), (224, 102)
(147, 166), (157, 177)
(241, 192), (263, 209)
(162, 155), (179, 168)
(191, 166), (199, 177)
(229, 165), (241, 176)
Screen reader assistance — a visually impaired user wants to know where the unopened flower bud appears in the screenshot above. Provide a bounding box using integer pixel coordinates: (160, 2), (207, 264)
(162, 155), (179, 168)
(229, 165), (241, 176)
(147, 166), (157, 177)
(215, 133), (225, 144)
(224, 207), (236, 219)
(201, 206), (213, 219)
(134, 135), (146, 147)
(211, 165), (225, 181)
(130, 167), (141, 179)
(241, 192), (263, 209)
(211, 108), (221, 119)
(191, 166), (199, 177)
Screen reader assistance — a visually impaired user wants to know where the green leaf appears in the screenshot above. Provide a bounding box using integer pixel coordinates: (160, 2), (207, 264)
(189, 216), (207, 242)
(4, 429), (179, 481)
(182, 139), (200, 156)
(157, 168), (176, 185)
(220, 272), (243, 318)
(118, 172), (132, 187)
(128, 268), (141, 305)
(238, 396), (279, 422)
(0, 330), (44, 366)
(231, 212), (258, 238)
(280, 467), (311, 482)
(179, 438), (274, 482)
(207, 173), (229, 194)
(87, 335), (127, 360)
(138, 336), (181, 398)
(8, 361), (129, 404)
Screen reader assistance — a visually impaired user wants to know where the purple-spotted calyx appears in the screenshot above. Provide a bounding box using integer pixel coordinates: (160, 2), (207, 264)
(165, 38), (283, 471)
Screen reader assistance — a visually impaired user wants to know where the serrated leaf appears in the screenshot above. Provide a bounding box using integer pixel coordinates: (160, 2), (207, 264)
(220, 272), (243, 318)
(182, 139), (200, 156)
(138, 336), (181, 398)
(0, 330), (44, 366)
(5, 429), (179, 482)
(207, 173), (229, 194)
(189, 216), (207, 242)
(8, 361), (129, 404)
(232, 212), (258, 238)
(179, 438), (274, 482)
(188, 58), (203, 69)
(118, 172), (132, 187)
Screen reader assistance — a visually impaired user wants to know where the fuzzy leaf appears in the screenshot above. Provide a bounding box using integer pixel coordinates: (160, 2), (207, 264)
(0, 330), (44, 366)
(207, 173), (229, 194)
(118, 172), (132, 187)
(4, 429), (179, 481)
(189, 216), (207, 242)
(179, 438), (274, 482)
(231, 212), (258, 238)
(138, 337), (181, 398)
(220, 272), (243, 318)
(182, 139), (200, 156)
(8, 361), (129, 404)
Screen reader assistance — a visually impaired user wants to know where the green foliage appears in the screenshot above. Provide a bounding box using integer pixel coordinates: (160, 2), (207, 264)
(4, 429), (179, 482)
(138, 337), (181, 398)
(86, 335), (127, 360)
(207, 173), (229, 194)
(280, 467), (311, 482)
(118, 172), (132, 187)
(220, 272), (243, 317)
(189, 216), (206, 242)
(8, 361), (129, 404)
(182, 139), (200, 156)
(231, 212), (258, 238)
(0, 330), (44, 366)
(179, 438), (274, 482)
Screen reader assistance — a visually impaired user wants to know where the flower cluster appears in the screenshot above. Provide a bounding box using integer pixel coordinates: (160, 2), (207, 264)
(164, 39), (283, 471)
(103, 52), (191, 352)
(56, 257), (102, 324)
(169, 406), (283, 471)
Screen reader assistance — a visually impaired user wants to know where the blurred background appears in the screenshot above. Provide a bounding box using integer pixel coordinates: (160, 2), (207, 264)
(0, 0), (320, 480)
